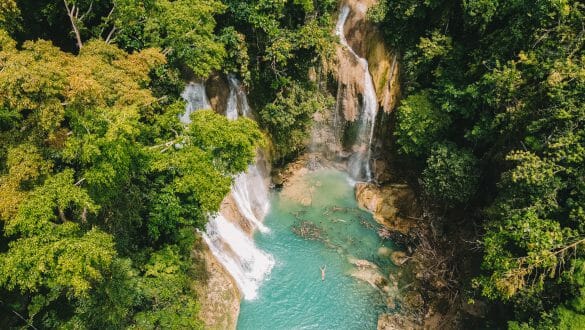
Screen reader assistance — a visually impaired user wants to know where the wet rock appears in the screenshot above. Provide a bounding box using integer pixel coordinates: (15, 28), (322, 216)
(377, 313), (419, 330)
(335, 0), (400, 116)
(378, 246), (392, 257)
(390, 251), (409, 266)
(206, 74), (229, 116)
(348, 258), (386, 289)
(355, 183), (421, 235)
(220, 193), (253, 235)
(194, 243), (240, 330)
(387, 297), (396, 309)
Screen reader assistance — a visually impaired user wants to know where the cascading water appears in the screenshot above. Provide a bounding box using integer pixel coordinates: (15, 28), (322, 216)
(231, 165), (270, 234)
(226, 74), (251, 119)
(336, 5), (378, 182)
(202, 216), (273, 300)
(179, 82), (211, 124)
(181, 78), (274, 300)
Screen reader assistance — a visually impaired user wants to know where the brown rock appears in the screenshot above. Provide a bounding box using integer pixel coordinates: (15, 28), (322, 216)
(387, 297), (397, 309)
(355, 183), (421, 235)
(335, 0), (400, 115)
(206, 74), (229, 116)
(391, 251), (409, 266)
(194, 243), (240, 330)
(377, 313), (419, 330)
(219, 193), (253, 235)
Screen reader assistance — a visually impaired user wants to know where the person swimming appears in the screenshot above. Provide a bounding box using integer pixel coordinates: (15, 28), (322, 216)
(320, 265), (326, 281)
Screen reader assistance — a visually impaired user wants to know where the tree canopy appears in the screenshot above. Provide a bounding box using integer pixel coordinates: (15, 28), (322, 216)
(373, 0), (584, 327)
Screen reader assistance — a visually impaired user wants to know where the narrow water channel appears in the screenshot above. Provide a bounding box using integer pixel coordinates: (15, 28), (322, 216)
(238, 169), (391, 329)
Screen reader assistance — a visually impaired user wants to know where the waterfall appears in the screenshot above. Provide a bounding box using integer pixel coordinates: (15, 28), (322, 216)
(202, 215), (274, 300)
(231, 165), (271, 233)
(336, 5), (378, 181)
(180, 77), (274, 300)
(179, 82), (211, 124)
(225, 75), (270, 233)
(226, 74), (251, 119)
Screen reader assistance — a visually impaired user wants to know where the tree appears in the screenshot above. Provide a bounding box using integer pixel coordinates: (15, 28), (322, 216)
(112, 0), (227, 77)
(422, 143), (479, 205)
(394, 91), (451, 157)
(0, 30), (263, 327)
(259, 82), (334, 160)
(375, 0), (584, 326)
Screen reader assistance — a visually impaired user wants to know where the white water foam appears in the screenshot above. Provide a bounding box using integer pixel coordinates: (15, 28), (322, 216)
(203, 215), (274, 300)
(226, 74), (251, 119)
(231, 165), (271, 233)
(180, 82), (211, 124)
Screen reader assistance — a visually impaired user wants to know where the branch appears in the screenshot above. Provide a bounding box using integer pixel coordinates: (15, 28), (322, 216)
(105, 26), (116, 44)
(0, 300), (38, 330)
(63, 0), (84, 49)
(79, 1), (93, 21)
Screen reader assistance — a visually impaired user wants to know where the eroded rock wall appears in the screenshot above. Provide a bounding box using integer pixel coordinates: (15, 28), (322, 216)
(335, 0), (400, 121)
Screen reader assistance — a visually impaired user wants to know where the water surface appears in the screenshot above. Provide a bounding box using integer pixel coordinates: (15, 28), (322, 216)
(238, 169), (390, 330)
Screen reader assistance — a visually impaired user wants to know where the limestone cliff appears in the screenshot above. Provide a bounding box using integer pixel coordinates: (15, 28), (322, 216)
(335, 0), (400, 122)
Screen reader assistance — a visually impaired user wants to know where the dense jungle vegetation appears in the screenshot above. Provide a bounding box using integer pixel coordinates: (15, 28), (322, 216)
(0, 0), (333, 328)
(372, 0), (584, 328)
(1, 0), (583, 329)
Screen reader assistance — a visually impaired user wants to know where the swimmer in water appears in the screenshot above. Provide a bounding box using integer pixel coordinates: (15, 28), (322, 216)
(320, 265), (326, 281)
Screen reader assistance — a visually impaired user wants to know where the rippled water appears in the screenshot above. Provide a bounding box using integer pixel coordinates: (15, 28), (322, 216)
(238, 169), (391, 330)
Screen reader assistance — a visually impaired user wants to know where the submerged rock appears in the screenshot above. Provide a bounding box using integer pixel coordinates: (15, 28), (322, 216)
(348, 258), (387, 289)
(378, 246), (392, 257)
(290, 220), (326, 241)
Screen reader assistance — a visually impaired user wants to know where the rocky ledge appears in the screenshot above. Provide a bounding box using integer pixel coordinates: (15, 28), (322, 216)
(193, 243), (241, 330)
(354, 181), (463, 329)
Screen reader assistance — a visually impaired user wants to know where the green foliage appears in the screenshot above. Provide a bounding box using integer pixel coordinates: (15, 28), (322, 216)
(394, 91), (451, 157)
(187, 110), (264, 174)
(259, 82), (334, 160)
(377, 0), (585, 326)
(220, 27), (251, 83)
(219, 0), (335, 157)
(131, 245), (203, 329)
(0, 0), (19, 31)
(0, 29), (262, 327)
(422, 143), (479, 205)
(113, 0), (226, 77)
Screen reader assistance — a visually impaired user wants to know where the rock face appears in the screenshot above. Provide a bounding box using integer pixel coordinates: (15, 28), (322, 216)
(206, 74), (230, 116)
(194, 244), (240, 330)
(335, 0), (400, 120)
(355, 183), (420, 234)
(377, 313), (419, 330)
(219, 193), (254, 235)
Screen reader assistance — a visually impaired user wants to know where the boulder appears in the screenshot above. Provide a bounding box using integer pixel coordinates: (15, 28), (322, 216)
(348, 258), (386, 289)
(355, 183), (421, 235)
(206, 74), (229, 116)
